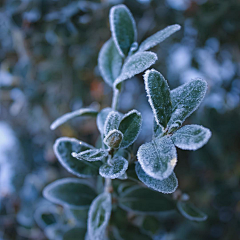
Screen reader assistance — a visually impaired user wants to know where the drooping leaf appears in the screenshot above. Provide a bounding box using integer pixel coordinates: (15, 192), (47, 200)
(119, 185), (176, 213)
(50, 108), (98, 130)
(137, 136), (177, 180)
(54, 137), (101, 177)
(43, 178), (97, 209)
(88, 192), (112, 240)
(114, 51), (158, 89)
(97, 108), (112, 134)
(72, 149), (108, 162)
(153, 118), (163, 138)
(103, 129), (123, 149)
(109, 4), (137, 57)
(144, 69), (172, 128)
(135, 162), (178, 194)
(104, 111), (121, 136)
(177, 201), (208, 221)
(138, 24), (181, 52)
(118, 110), (142, 148)
(98, 38), (122, 87)
(167, 79), (208, 131)
(99, 156), (128, 179)
(172, 124), (212, 150)
(62, 227), (86, 240)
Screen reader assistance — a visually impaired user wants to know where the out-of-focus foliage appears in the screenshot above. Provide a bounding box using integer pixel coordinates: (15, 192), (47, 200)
(0, 0), (240, 239)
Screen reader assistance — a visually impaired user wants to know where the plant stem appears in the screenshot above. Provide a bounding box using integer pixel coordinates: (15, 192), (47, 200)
(111, 88), (120, 110)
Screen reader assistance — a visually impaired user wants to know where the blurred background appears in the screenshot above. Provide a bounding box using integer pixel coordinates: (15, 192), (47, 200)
(0, 0), (240, 239)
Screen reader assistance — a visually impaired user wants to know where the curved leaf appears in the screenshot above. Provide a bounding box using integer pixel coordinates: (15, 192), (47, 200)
(138, 24), (181, 52)
(72, 149), (108, 162)
(97, 108), (112, 134)
(137, 136), (177, 180)
(43, 178), (97, 210)
(172, 124), (212, 150)
(50, 108), (98, 130)
(54, 137), (101, 177)
(98, 38), (122, 87)
(135, 162), (178, 194)
(104, 111), (121, 136)
(103, 129), (123, 149)
(110, 4), (137, 57)
(99, 156), (128, 179)
(144, 69), (172, 128)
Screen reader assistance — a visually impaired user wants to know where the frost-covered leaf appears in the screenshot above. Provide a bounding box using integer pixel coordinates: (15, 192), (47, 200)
(44, 223), (67, 240)
(137, 136), (177, 180)
(138, 24), (181, 52)
(72, 149), (108, 162)
(88, 192), (112, 240)
(50, 108), (98, 130)
(177, 201), (207, 221)
(97, 108), (112, 134)
(54, 137), (101, 177)
(135, 162), (178, 194)
(98, 38), (122, 87)
(172, 124), (212, 150)
(99, 156), (128, 179)
(110, 4), (137, 57)
(119, 186), (176, 213)
(144, 69), (172, 128)
(153, 119), (163, 138)
(43, 178), (97, 209)
(104, 111), (121, 136)
(103, 129), (123, 149)
(62, 227), (86, 240)
(114, 51), (158, 89)
(168, 79), (208, 131)
(118, 110), (142, 148)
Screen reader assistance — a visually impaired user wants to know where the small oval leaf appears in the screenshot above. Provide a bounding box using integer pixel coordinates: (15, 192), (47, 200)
(135, 162), (178, 194)
(72, 149), (108, 162)
(104, 111), (121, 136)
(43, 178), (97, 209)
(103, 129), (123, 149)
(99, 156), (128, 179)
(172, 124), (212, 150)
(97, 108), (112, 134)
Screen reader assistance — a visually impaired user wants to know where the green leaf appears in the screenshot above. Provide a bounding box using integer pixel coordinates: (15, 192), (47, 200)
(104, 111), (121, 136)
(62, 227), (86, 240)
(97, 108), (112, 134)
(172, 124), (212, 150)
(72, 149), (108, 162)
(54, 137), (101, 177)
(135, 162), (178, 194)
(44, 223), (67, 240)
(43, 178), (97, 209)
(153, 118), (163, 138)
(110, 4), (137, 57)
(50, 108), (98, 130)
(103, 129), (123, 149)
(88, 192), (112, 240)
(114, 51), (158, 89)
(98, 38), (122, 87)
(137, 136), (177, 180)
(168, 79), (208, 131)
(138, 24), (181, 52)
(144, 69), (172, 128)
(99, 156), (128, 179)
(177, 201), (208, 221)
(118, 110), (142, 148)
(119, 185), (176, 213)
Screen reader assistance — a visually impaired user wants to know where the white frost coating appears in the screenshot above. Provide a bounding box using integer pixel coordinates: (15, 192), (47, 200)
(43, 178), (96, 210)
(98, 38), (122, 87)
(177, 201), (208, 221)
(172, 124), (212, 150)
(103, 129), (123, 149)
(138, 24), (181, 52)
(109, 4), (137, 57)
(137, 136), (177, 180)
(99, 156), (128, 179)
(50, 108), (98, 130)
(104, 110), (121, 136)
(118, 109), (142, 148)
(88, 192), (112, 240)
(144, 69), (172, 128)
(96, 107), (112, 134)
(135, 162), (178, 194)
(72, 149), (108, 162)
(114, 51), (158, 89)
